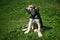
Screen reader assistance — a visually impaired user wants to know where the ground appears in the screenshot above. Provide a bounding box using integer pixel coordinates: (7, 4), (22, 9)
(0, 0), (60, 40)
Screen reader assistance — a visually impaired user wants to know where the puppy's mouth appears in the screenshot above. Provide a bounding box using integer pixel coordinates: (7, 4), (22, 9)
(26, 9), (31, 13)
(26, 8), (35, 15)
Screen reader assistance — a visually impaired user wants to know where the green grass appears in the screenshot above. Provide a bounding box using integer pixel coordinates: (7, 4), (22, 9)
(0, 0), (60, 40)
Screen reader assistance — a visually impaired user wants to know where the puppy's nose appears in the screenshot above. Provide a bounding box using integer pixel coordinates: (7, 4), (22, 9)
(26, 9), (27, 11)
(26, 9), (29, 12)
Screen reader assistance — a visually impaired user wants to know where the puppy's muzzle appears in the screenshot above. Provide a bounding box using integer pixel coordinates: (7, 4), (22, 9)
(26, 9), (31, 13)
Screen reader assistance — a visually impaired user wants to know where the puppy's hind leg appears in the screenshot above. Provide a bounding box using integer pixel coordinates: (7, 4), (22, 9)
(22, 28), (27, 31)
(24, 19), (33, 34)
(22, 24), (29, 31)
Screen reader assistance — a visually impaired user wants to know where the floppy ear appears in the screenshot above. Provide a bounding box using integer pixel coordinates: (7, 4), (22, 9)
(35, 7), (39, 12)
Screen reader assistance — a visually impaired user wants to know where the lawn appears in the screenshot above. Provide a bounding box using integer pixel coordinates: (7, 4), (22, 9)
(0, 0), (60, 40)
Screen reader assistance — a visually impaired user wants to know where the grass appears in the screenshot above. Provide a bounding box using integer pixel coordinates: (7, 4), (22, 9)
(0, 0), (60, 40)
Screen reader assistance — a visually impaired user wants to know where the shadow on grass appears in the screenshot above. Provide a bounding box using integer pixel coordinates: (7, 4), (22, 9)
(42, 26), (52, 32)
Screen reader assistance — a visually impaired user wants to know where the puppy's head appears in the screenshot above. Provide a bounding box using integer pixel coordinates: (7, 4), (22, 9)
(26, 5), (35, 13)
(26, 5), (35, 10)
(26, 4), (39, 14)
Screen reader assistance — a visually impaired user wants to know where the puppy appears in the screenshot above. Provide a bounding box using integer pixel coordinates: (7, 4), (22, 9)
(22, 4), (42, 37)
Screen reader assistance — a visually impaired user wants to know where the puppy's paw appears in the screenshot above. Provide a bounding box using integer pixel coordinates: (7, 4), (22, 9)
(38, 32), (42, 38)
(24, 30), (30, 34)
(34, 29), (38, 32)
(32, 26), (34, 30)
(22, 28), (27, 31)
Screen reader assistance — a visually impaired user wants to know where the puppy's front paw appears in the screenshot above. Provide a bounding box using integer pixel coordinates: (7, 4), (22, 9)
(38, 32), (42, 38)
(24, 30), (30, 34)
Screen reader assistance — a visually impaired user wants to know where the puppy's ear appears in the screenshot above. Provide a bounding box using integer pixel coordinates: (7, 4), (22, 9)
(28, 4), (35, 9)
(35, 7), (39, 12)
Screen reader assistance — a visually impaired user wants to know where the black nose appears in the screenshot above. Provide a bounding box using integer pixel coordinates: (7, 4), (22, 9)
(26, 9), (28, 12)
(25, 9), (31, 13)
(26, 9), (27, 11)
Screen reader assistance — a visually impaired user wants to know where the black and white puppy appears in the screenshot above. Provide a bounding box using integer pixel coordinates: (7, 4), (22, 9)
(22, 4), (43, 37)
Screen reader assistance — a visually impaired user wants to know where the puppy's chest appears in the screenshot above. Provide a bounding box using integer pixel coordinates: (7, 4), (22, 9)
(32, 20), (38, 29)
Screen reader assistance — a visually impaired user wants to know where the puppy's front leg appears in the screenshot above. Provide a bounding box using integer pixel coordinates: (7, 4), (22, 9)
(24, 19), (33, 34)
(36, 19), (42, 37)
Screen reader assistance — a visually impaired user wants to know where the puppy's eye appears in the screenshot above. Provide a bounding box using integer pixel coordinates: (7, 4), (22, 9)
(30, 7), (32, 8)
